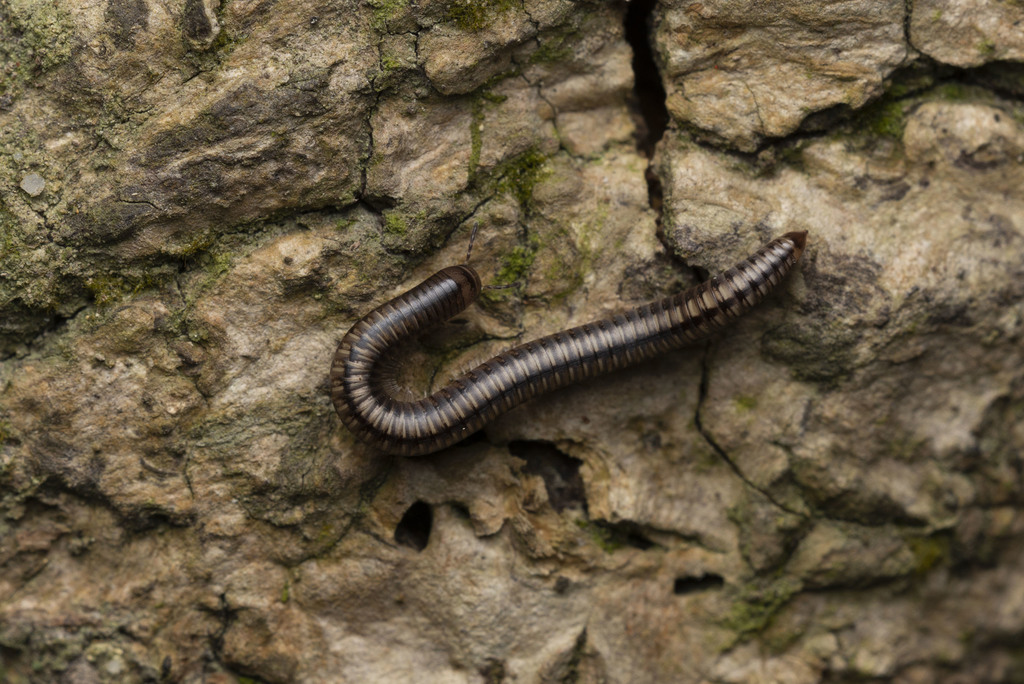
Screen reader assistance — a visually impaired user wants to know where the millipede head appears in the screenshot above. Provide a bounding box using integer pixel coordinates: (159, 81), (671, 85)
(332, 233), (808, 457)
(782, 231), (808, 259)
(436, 264), (483, 306)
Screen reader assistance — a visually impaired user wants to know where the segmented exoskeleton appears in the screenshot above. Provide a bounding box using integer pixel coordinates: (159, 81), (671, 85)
(330, 232), (807, 456)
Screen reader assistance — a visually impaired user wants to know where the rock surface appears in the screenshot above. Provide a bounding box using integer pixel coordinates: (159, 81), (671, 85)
(910, 0), (1024, 68)
(653, 0), (908, 151)
(2, 1), (1023, 683)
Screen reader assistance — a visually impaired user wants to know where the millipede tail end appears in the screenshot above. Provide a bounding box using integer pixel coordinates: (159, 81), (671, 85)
(331, 233), (808, 456)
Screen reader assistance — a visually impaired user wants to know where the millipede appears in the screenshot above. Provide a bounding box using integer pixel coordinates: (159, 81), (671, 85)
(330, 231), (807, 456)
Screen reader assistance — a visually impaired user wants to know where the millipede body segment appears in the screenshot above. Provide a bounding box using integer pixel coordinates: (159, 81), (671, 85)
(330, 232), (807, 456)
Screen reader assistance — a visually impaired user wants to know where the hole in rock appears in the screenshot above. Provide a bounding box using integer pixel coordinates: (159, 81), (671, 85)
(509, 441), (587, 512)
(624, 0), (669, 157)
(394, 500), (433, 551)
(673, 573), (725, 596)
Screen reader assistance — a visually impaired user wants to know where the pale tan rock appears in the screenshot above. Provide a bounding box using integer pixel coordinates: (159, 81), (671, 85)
(2, 1), (1024, 682)
(419, 10), (538, 95)
(910, 0), (1024, 68)
(654, 0), (908, 150)
(657, 96), (1024, 531)
(903, 101), (1024, 168)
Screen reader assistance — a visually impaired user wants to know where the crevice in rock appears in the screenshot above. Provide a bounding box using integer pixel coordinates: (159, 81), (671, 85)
(670, 58), (974, 158)
(565, 630), (589, 683)
(27, 473), (190, 535)
(673, 572), (724, 595)
(798, 59), (1024, 150)
(394, 500), (433, 551)
(624, 0), (668, 158)
(479, 657), (507, 683)
(509, 440), (587, 513)
(623, 0), (669, 260)
(520, 0), (540, 42)
(901, 0), (914, 57)
(356, 44), (384, 205)
(116, 197), (162, 212)
(741, 79), (767, 138)
(525, 74), (566, 158)
(968, 61), (1024, 102)
(591, 520), (657, 551)
(0, 300), (85, 362)
(694, 347), (807, 518)
(182, 450), (195, 500)
(205, 592), (239, 670)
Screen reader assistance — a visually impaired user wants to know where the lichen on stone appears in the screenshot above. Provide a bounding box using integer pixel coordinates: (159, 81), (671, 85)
(2, 0), (1024, 682)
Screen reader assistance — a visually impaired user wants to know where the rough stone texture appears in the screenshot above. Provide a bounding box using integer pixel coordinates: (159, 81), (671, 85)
(652, 0), (908, 151)
(2, 1), (1024, 683)
(910, 0), (1024, 68)
(654, 0), (1024, 151)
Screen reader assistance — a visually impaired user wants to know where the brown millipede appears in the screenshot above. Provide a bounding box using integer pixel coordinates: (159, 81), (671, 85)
(330, 232), (807, 456)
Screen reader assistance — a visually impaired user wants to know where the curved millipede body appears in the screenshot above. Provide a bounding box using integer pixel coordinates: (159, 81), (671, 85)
(330, 232), (807, 456)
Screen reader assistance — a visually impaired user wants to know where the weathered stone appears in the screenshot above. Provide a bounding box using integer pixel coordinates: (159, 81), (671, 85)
(653, 0), (908, 150)
(910, 0), (1024, 68)
(657, 95), (1024, 530)
(2, 0), (1024, 682)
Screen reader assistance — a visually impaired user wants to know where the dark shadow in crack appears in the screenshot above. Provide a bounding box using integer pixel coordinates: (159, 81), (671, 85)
(624, 0), (669, 158)
(673, 573), (725, 596)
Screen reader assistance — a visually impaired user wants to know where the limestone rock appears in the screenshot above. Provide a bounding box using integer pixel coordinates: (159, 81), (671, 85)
(2, 0), (1023, 683)
(653, 0), (908, 150)
(910, 0), (1024, 68)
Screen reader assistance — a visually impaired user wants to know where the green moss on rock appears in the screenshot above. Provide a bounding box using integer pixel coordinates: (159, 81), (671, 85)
(85, 274), (132, 309)
(497, 238), (538, 284)
(906, 533), (950, 575)
(734, 395), (758, 411)
(383, 211), (408, 236)
(575, 519), (629, 553)
(721, 577), (801, 640)
(857, 97), (907, 139)
(468, 90), (511, 181)
(494, 148), (549, 207)
(367, 0), (408, 32)
(1, 0), (74, 82)
(445, 0), (518, 32)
